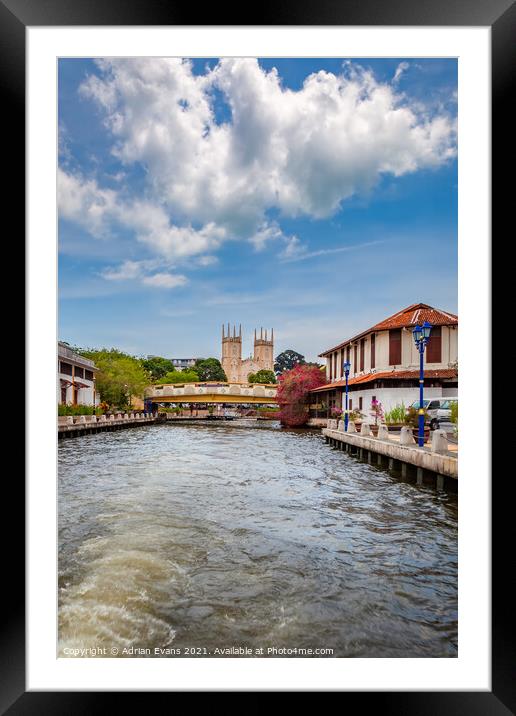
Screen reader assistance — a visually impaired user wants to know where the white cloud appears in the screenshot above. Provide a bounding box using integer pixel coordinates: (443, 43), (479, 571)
(249, 222), (285, 251)
(141, 272), (188, 288)
(393, 62), (410, 84)
(100, 258), (188, 289)
(63, 58), (457, 263)
(58, 167), (117, 237)
(279, 235), (306, 259)
(196, 255), (218, 266)
(58, 168), (226, 259)
(100, 260), (143, 280)
(80, 59), (455, 223)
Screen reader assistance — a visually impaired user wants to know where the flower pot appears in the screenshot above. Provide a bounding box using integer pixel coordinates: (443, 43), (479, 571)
(386, 423), (404, 432)
(370, 424), (379, 437)
(411, 426), (430, 443)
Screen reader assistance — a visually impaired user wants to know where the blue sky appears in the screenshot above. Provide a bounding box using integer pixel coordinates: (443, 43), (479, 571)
(58, 57), (457, 362)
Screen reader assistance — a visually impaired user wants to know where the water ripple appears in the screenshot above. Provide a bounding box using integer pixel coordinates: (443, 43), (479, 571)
(59, 422), (457, 657)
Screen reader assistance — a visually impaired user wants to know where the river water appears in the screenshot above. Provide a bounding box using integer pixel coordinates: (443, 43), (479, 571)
(58, 421), (457, 658)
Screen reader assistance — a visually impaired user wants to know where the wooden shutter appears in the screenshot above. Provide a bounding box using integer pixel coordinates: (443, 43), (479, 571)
(354, 344), (358, 373)
(371, 334), (375, 369)
(426, 326), (442, 363)
(360, 339), (365, 371)
(389, 329), (402, 365)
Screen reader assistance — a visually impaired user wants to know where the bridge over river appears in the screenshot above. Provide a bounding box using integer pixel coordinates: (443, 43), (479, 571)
(145, 381), (278, 407)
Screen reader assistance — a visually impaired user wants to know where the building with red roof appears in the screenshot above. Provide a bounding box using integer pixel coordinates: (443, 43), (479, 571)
(311, 303), (458, 420)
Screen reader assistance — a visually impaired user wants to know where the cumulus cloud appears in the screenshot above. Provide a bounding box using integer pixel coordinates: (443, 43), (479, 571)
(249, 222), (285, 251)
(100, 258), (187, 289)
(61, 57), (457, 264)
(58, 168), (225, 259)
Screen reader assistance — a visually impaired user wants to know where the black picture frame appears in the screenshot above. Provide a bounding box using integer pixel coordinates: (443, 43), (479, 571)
(5, 0), (511, 710)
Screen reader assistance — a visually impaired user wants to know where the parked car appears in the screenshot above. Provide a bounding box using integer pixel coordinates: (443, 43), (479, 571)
(408, 398), (458, 430)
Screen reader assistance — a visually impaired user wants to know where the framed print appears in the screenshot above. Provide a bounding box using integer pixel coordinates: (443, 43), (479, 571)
(3, 0), (512, 709)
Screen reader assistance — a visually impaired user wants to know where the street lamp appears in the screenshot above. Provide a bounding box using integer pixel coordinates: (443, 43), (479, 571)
(343, 360), (351, 432)
(412, 321), (432, 447)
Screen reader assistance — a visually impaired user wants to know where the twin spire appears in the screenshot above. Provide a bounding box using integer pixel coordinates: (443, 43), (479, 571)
(222, 324), (273, 343)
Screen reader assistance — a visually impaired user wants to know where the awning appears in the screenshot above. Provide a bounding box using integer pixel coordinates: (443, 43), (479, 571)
(73, 381), (90, 389)
(311, 368), (458, 392)
(60, 379), (73, 388)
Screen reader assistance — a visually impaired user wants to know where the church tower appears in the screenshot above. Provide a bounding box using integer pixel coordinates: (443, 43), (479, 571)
(221, 323), (242, 383)
(253, 327), (274, 372)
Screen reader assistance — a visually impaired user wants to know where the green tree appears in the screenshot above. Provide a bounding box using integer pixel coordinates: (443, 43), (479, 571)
(274, 349), (306, 375)
(157, 370), (199, 384)
(78, 348), (149, 407)
(141, 356), (174, 381)
(248, 369), (277, 384)
(194, 358), (227, 381)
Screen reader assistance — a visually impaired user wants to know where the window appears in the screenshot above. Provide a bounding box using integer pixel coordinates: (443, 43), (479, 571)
(426, 326), (442, 363)
(349, 399), (353, 410)
(371, 333), (376, 369)
(428, 401), (440, 410)
(360, 338), (365, 372)
(410, 399), (430, 409)
(75, 367), (84, 379)
(354, 344), (358, 373)
(85, 369), (94, 381)
(359, 397), (363, 410)
(60, 386), (67, 404)
(346, 346), (351, 365)
(328, 355), (333, 381)
(389, 329), (402, 365)
(60, 361), (72, 376)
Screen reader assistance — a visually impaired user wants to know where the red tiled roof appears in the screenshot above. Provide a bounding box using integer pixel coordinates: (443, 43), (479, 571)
(319, 303), (458, 357)
(311, 368), (458, 392)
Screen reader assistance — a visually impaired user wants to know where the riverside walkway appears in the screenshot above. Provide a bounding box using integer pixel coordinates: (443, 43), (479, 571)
(58, 412), (158, 439)
(323, 420), (458, 491)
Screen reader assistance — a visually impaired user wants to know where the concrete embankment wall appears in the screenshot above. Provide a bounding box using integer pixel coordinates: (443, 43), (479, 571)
(58, 413), (159, 438)
(323, 424), (457, 491)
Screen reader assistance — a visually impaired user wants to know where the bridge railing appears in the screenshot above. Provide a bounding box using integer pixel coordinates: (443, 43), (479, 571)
(145, 381), (278, 400)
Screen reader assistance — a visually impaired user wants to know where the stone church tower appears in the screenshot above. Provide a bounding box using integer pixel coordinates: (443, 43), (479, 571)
(221, 324), (274, 383)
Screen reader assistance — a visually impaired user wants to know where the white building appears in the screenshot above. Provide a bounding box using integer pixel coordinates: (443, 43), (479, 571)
(311, 303), (458, 418)
(58, 342), (98, 406)
(170, 358), (198, 370)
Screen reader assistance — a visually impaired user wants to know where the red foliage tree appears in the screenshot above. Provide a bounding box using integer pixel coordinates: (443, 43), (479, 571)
(276, 364), (326, 427)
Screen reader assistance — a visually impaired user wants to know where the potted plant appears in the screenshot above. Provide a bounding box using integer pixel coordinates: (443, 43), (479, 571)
(384, 403), (406, 432)
(348, 409), (363, 431)
(369, 398), (384, 436)
(404, 406), (430, 443)
(449, 399), (458, 440)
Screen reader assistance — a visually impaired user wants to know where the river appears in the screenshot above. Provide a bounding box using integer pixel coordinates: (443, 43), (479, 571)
(58, 421), (457, 658)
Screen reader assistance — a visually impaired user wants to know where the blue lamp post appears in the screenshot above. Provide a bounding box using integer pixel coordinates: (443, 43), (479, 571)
(343, 360), (351, 431)
(412, 321), (432, 447)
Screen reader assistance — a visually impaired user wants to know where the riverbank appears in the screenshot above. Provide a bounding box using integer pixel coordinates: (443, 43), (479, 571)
(58, 412), (157, 438)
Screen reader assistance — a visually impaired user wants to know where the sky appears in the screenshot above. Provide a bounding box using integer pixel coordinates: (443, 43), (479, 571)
(58, 57), (457, 363)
